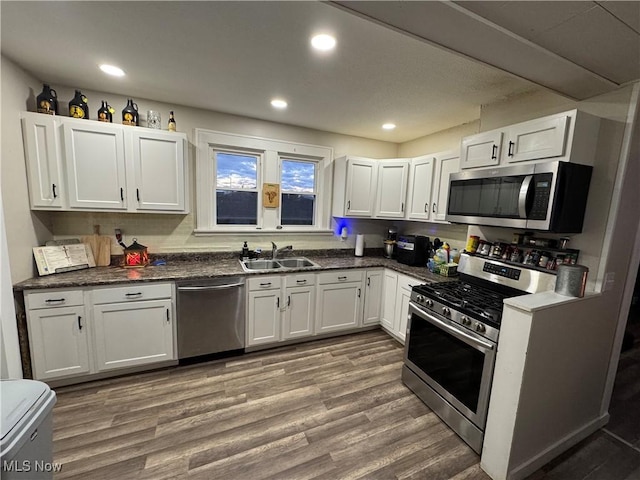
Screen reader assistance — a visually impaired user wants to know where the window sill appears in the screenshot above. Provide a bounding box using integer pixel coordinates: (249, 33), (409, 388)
(193, 228), (336, 236)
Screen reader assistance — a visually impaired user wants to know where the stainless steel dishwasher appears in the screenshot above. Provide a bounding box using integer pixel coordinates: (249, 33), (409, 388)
(176, 276), (245, 359)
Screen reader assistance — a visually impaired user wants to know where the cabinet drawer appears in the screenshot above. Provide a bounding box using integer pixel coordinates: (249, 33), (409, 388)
(285, 273), (316, 287)
(318, 270), (363, 285)
(26, 289), (84, 310)
(248, 276), (282, 291)
(397, 274), (420, 292)
(92, 283), (172, 304)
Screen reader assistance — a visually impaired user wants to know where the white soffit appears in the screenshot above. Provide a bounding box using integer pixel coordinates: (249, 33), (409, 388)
(334, 1), (624, 100)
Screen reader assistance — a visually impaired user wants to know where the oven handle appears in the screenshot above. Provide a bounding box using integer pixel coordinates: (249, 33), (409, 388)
(409, 302), (495, 352)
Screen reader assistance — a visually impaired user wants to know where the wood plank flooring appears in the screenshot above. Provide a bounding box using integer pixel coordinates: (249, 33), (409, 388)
(50, 329), (640, 480)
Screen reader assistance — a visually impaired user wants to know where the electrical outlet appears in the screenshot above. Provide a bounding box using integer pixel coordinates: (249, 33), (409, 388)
(603, 272), (615, 292)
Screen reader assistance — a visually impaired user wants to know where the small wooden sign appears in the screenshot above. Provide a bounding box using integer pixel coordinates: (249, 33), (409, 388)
(263, 183), (280, 208)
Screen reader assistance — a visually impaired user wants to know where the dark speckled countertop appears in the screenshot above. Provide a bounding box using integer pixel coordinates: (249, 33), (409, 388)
(14, 249), (453, 291)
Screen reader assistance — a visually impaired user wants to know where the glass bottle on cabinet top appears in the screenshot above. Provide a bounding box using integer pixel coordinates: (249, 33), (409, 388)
(69, 89), (89, 119)
(168, 110), (176, 131)
(122, 98), (139, 126)
(37, 84), (58, 115)
(97, 101), (113, 123)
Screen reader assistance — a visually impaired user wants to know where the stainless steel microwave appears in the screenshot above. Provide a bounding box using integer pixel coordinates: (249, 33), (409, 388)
(446, 161), (593, 233)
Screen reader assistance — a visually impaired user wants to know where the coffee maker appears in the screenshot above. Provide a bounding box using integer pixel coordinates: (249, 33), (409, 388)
(383, 227), (397, 258)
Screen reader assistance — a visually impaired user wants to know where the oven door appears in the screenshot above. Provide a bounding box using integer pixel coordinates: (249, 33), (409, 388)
(404, 301), (496, 429)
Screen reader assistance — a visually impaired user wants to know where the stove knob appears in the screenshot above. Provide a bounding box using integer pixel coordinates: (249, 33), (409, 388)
(475, 322), (486, 333)
(461, 315), (471, 326)
(416, 294), (424, 304)
(442, 307), (451, 317)
(426, 299), (434, 308)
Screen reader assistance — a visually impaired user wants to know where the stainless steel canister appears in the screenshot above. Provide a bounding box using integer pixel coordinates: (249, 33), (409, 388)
(555, 264), (588, 297)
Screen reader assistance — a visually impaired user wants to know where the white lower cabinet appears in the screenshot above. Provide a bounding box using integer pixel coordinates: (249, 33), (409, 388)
(283, 274), (316, 340)
(247, 276), (282, 346)
(315, 270), (364, 334)
(362, 269), (383, 326)
(26, 289), (91, 380)
(25, 283), (176, 382)
(380, 270), (420, 344)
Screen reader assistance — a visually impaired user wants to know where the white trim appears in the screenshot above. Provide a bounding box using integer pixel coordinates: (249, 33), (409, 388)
(195, 128), (333, 233)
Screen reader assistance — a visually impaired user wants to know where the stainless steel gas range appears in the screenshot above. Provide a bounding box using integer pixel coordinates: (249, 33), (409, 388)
(402, 253), (556, 453)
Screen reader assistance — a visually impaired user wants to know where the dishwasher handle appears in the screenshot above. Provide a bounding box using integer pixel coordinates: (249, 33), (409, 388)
(178, 282), (245, 292)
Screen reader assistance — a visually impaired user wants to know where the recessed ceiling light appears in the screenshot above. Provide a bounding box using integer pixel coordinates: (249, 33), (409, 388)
(271, 99), (288, 109)
(99, 64), (125, 77)
(382, 123), (396, 130)
(311, 34), (336, 51)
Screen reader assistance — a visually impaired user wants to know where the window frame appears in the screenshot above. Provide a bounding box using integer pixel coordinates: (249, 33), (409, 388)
(195, 129), (333, 234)
(278, 156), (318, 227)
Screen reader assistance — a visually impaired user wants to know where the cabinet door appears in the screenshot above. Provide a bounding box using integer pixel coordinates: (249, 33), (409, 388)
(21, 113), (64, 209)
(345, 158), (377, 216)
(27, 306), (90, 380)
(374, 160), (409, 218)
(363, 270), (383, 326)
(432, 151), (460, 222)
(63, 120), (127, 210)
(504, 115), (569, 163)
(460, 130), (502, 169)
(394, 288), (412, 344)
(283, 286), (315, 340)
(247, 290), (281, 346)
(93, 299), (174, 371)
(130, 130), (187, 212)
(315, 282), (362, 334)
(406, 155), (434, 221)
(380, 270), (398, 331)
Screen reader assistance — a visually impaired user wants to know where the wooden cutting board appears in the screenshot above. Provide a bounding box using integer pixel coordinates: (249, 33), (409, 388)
(81, 234), (112, 266)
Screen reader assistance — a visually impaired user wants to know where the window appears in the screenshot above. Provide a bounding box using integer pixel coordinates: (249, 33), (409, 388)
(280, 159), (316, 226)
(195, 129), (333, 234)
(215, 151), (259, 225)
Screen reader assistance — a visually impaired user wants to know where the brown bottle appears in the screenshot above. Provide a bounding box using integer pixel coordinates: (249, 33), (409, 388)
(97, 101), (113, 123)
(37, 84), (58, 115)
(69, 89), (89, 119)
(122, 98), (139, 126)
(168, 110), (176, 131)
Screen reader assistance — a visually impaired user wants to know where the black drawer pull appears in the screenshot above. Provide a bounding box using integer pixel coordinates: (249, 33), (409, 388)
(338, 276), (347, 281)
(296, 279), (307, 284)
(45, 298), (65, 303)
(260, 282), (272, 287)
(125, 292), (143, 297)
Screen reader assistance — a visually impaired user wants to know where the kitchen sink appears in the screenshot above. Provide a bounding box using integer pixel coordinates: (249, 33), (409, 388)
(240, 257), (319, 272)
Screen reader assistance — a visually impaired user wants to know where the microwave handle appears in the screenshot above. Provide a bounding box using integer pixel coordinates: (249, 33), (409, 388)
(518, 175), (534, 218)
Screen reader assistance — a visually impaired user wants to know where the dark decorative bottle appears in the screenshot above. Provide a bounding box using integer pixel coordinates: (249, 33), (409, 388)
(68, 89), (89, 119)
(122, 98), (139, 126)
(36, 84), (58, 115)
(168, 110), (176, 132)
(97, 101), (113, 123)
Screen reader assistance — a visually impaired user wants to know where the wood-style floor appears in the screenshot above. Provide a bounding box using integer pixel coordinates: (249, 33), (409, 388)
(51, 329), (640, 480)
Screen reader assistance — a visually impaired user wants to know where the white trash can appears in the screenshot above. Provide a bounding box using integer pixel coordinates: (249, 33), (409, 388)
(1, 379), (57, 479)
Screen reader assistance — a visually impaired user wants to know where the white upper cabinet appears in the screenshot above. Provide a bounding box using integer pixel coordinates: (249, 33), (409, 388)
(460, 130), (502, 169)
(405, 155), (435, 221)
(460, 110), (600, 169)
(332, 156), (378, 217)
(374, 159), (409, 218)
(432, 150), (460, 222)
(21, 113), (65, 209)
(129, 130), (187, 212)
(20, 113), (189, 214)
(504, 114), (568, 164)
(63, 118), (128, 210)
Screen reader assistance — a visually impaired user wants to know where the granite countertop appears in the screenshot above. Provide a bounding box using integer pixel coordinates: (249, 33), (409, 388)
(14, 250), (453, 291)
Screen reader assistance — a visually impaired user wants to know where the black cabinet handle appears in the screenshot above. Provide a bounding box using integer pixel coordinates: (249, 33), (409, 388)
(491, 144), (498, 160)
(338, 276), (347, 281)
(424, 203), (428, 213)
(508, 141), (514, 157)
(367, 277), (371, 287)
(45, 298), (65, 304)
(120, 187), (124, 201)
(276, 297), (280, 308)
(260, 282), (272, 287)
(125, 292), (143, 297)
(166, 309), (170, 323)
(347, 200), (351, 210)
(52, 184), (57, 198)
(357, 288), (361, 298)
(77, 316), (82, 330)
(296, 279), (307, 284)
(432, 203), (436, 213)
(287, 295), (291, 307)
(136, 189), (140, 202)
(401, 202), (404, 212)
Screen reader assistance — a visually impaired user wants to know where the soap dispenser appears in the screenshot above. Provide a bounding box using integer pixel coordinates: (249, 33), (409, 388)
(241, 241), (249, 259)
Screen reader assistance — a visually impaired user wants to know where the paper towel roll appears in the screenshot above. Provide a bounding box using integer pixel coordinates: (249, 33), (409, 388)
(355, 234), (364, 257)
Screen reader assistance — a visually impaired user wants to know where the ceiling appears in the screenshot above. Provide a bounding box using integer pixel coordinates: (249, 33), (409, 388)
(1, 1), (639, 144)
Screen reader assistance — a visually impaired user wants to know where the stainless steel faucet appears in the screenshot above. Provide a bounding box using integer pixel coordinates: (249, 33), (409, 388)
(271, 242), (293, 259)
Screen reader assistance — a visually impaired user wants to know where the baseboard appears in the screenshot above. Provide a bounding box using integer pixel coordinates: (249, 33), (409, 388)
(505, 414), (610, 480)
